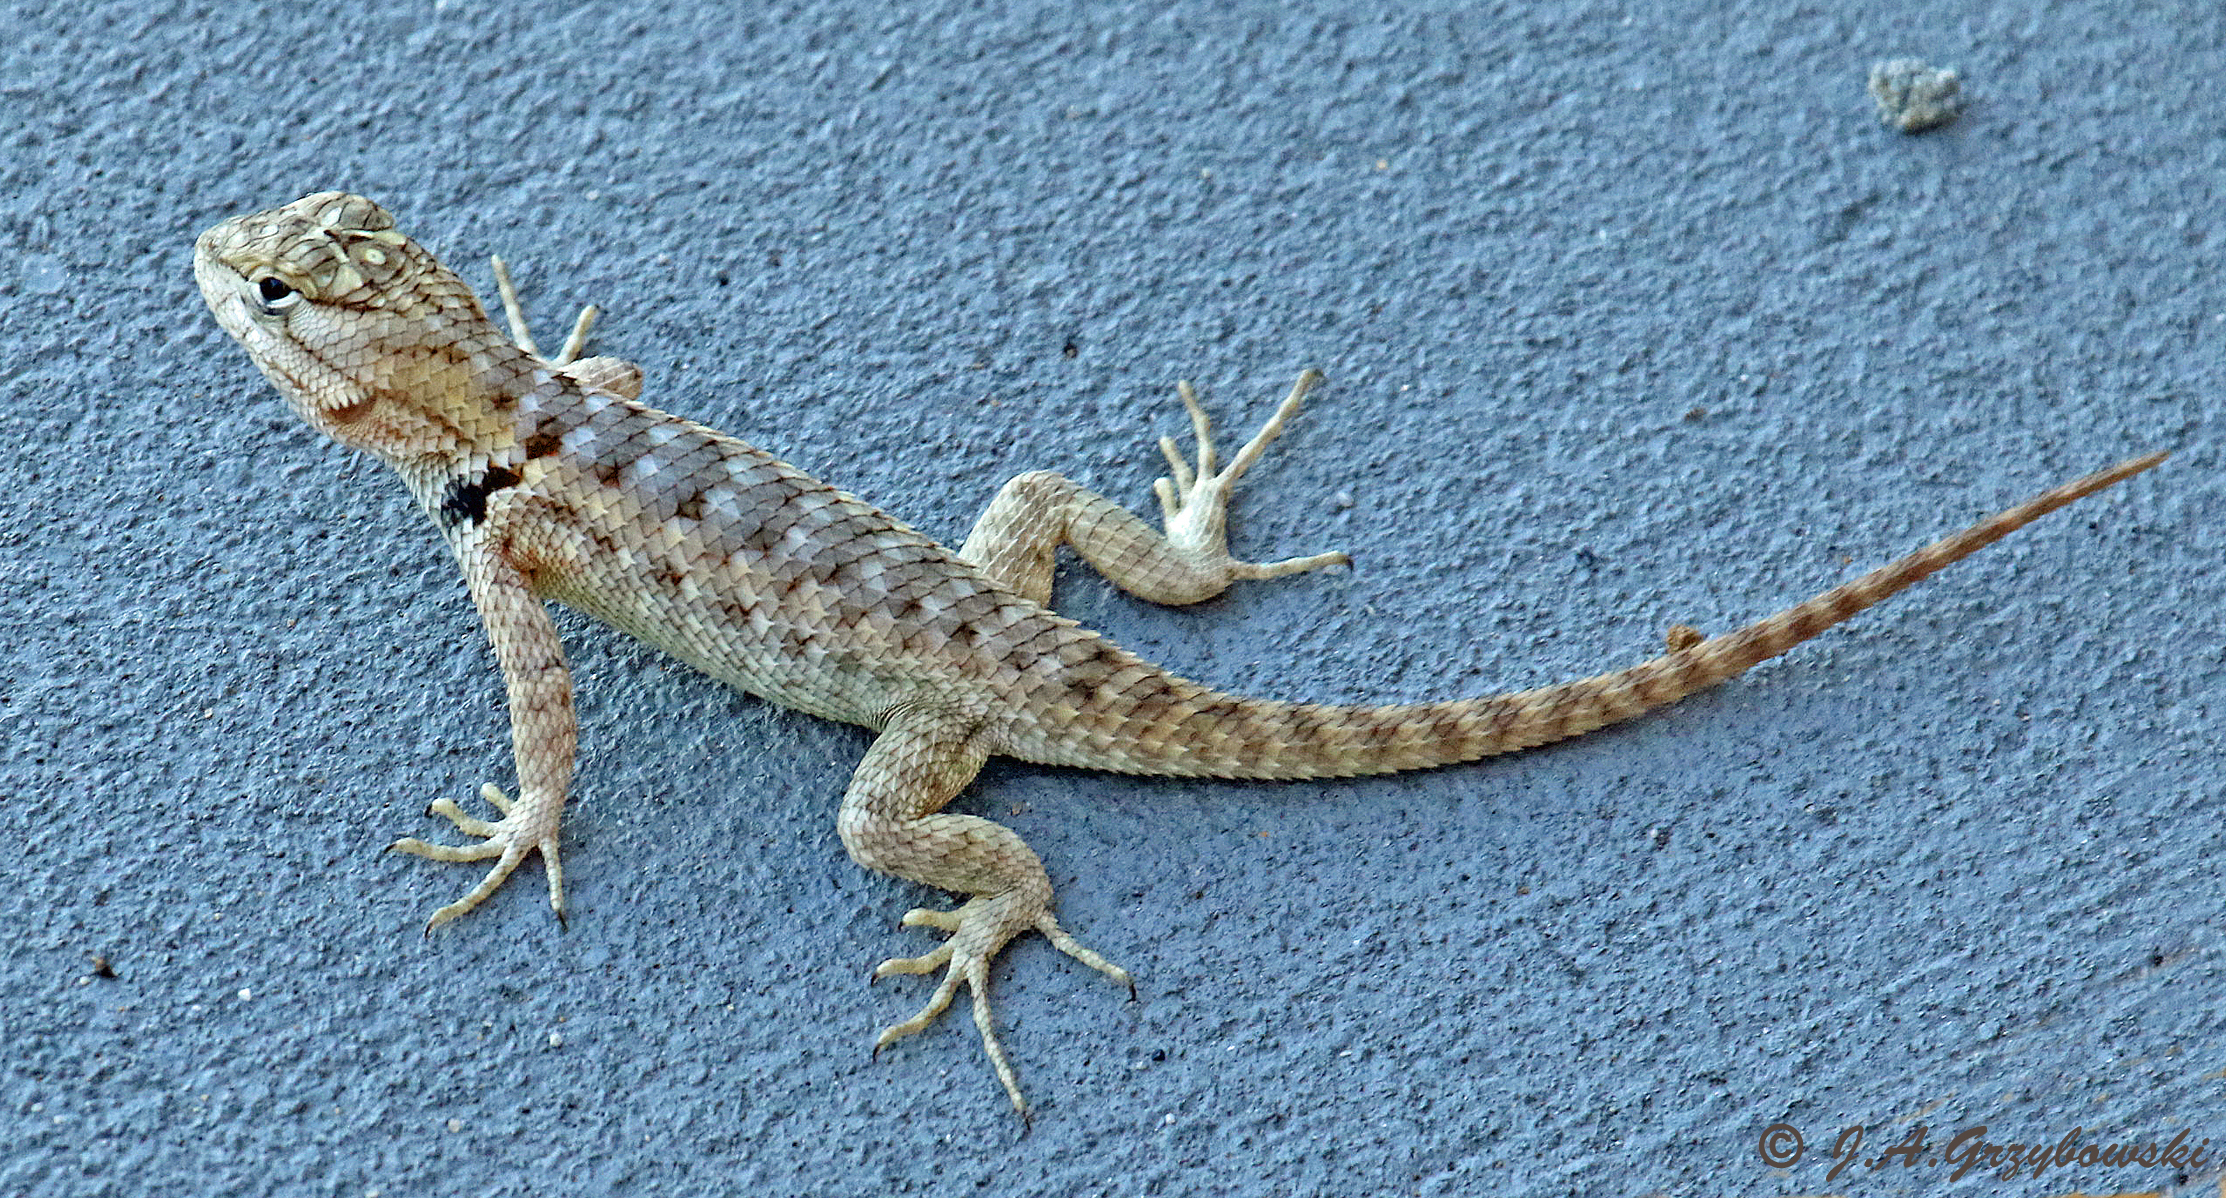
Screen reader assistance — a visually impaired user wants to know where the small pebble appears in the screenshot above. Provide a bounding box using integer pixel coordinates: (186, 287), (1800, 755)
(1868, 59), (1963, 133)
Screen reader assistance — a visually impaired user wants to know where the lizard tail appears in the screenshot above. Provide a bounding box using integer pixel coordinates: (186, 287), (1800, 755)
(1039, 451), (2165, 781)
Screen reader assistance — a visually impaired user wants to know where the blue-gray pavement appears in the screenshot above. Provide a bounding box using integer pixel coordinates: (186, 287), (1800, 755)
(3, 2), (2220, 1194)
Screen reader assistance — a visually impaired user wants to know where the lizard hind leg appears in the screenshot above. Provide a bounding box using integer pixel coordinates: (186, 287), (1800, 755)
(1153, 370), (1350, 582)
(958, 370), (1349, 607)
(840, 713), (1131, 1116)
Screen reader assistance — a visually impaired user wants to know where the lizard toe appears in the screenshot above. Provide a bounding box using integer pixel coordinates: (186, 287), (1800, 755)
(390, 784), (566, 929)
(1153, 372), (1348, 585)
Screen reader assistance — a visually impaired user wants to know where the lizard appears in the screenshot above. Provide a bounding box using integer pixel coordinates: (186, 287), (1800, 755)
(194, 191), (2166, 1117)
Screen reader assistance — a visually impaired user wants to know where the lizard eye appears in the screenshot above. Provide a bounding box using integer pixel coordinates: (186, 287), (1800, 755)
(255, 275), (300, 311)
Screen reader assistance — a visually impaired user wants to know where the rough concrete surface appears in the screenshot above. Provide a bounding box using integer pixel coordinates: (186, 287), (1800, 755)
(3, 1), (2219, 1195)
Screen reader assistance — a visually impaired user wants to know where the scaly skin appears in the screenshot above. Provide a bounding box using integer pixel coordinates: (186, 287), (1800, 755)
(194, 192), (2165, 1116)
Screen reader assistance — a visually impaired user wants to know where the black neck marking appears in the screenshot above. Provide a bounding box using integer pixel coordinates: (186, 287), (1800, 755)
(436, 463), (522, 530)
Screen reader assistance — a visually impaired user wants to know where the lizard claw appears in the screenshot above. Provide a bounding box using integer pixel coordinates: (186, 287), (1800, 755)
(867, 896), (1131, 1117)
(1152, 371), (1351, 582)
(390, 783), (566, 930)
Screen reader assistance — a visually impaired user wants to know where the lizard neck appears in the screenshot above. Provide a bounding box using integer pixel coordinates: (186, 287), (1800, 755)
(341, 314), (539, 465)
(386, 351), (573, 534)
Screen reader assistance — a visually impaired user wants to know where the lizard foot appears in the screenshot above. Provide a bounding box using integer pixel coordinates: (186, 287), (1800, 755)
(870, 896), (1132, 1116)
(1152, 371), (1351, 582)
(389, 783), (566, 931)
(489, 255), (643, 398)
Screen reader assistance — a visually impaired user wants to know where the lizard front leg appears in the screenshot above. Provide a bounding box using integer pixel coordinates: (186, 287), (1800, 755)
(958, 371), (1349, 606)
(839, 707), (1130, 1116)
(389, 535), (577, 930)
(489, 255), (643, 400)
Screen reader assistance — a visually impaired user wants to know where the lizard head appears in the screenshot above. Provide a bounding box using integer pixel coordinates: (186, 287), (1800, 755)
(195, 192), (526, 463)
